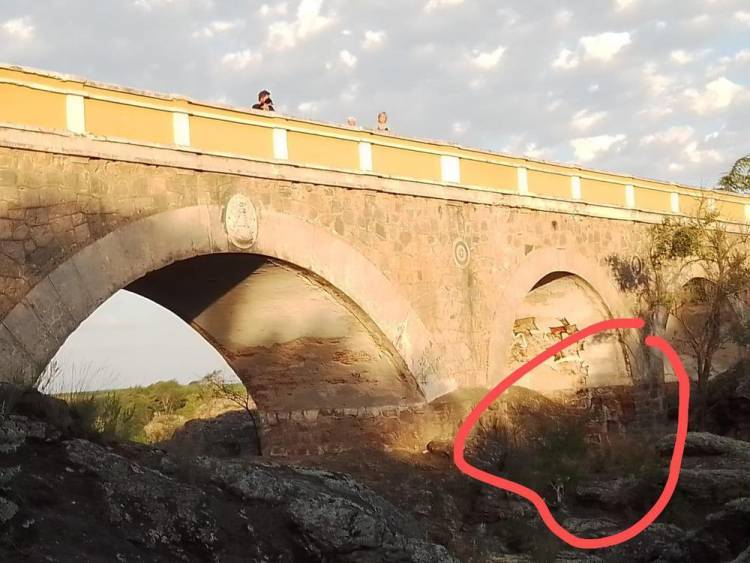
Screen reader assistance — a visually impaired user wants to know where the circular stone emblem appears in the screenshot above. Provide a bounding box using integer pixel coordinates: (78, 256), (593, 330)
(453, 240), (470, 268)
(224, 194), (258, 249)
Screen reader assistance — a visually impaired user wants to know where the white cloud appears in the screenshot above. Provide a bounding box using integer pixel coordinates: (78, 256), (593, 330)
(524, 143), (547, 159)
(571, 134), (626, 162)
(339, 49), (357, 68)
(670, 50), (694, 65)
(259, 3), (288, 17)
(192, 20), (241, 38)
(580, 32), (631, 62)
(220, 49), (262, 70)
(266, 0), (332, 51)
(614, 0), (637, 11)
(571, 109), (607, 131)
(452, 121), (469, 134)
(133, 0), (180, 10)
(424, 0), (463, 13)
(640, 126), (695, 145)
(685, 77), (744, 114)
(684, 141), (721, 164)
(2, 17), (34, 40)
(552, 48), (579, 70)
(642, 63), (675, 95)
(362, 30), (386, 50)
(339, 82), (359, 102)
(470, 46), (506, 70)
(297, 101), (318, 114)
(735, 11), (750, 24)
(554, 10), (572, 27)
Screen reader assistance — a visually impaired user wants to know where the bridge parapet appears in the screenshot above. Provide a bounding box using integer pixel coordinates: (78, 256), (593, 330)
(1, 64), (747, 224)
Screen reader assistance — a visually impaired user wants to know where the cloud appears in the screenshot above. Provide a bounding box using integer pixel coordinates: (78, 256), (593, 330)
(192, 20), (241, 38)
(640, 125), (695, 145)
(552, 48), (579, 70)
(266, 0), (332, 51)
(614, 0), (637, 11)
(452, 121), (469, 134)
(670, 50), (694, 65)
(2, 17), (34, 40)
(734, 11), (750, 24)
(685, 77), (744, 114)
(554, 10), (572, 27)
(297, 101), (319, 114)
(132, 0), (180, 10)
(470, 46), (506, 70)
(362, 30), (386, 50)
(424, 0), (463, 13)
(339, 49), (357, 68)
(220, 49), (262, 70)
(571, 109), (607, 131)
(259, 3), (288, 17)
(580, 32), (631, 62)
(571, 134), (626, 162)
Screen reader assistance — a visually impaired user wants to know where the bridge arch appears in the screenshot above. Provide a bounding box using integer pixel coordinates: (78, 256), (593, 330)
(487, 247), (631, 388)
(1, 204), (447, 402)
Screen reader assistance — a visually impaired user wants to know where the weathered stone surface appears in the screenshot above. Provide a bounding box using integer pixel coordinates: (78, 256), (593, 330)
(657, 432), (750, 459)
(675, 469), (750, 504)
(0, 497), (18, 525)
(65, 439), (220, 560)
(195, 456), (459, 562)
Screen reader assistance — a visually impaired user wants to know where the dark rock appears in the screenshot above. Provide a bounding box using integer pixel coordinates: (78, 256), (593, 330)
(167, 410), (259, 457)
(0, 415), (58, 452)
(687, 497), (750, 562)
(575, 476), (641, 507)
(561, 517), (619, 538)
(656, 432), (750, 459)
(0, 497), (18, 525)
(426, 439), (453, 457)
(675, 469), (750, 504)
(195, 457), (459, 562)
(732, 543), (750, 563)
(605, 523), (689, 562)
(65, 439), (220, 561)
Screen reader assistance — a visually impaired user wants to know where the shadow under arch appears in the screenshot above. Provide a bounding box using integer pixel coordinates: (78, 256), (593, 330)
(487, 247), (632, 388)
(1, 205), (452, 402)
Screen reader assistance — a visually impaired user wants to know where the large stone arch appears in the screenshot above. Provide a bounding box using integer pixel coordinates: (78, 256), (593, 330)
(486, 247), (632, 387)
(0, 204), (450, 401)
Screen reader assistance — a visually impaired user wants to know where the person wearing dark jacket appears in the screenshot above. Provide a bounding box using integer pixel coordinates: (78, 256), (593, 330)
(252, 90), (274, 111)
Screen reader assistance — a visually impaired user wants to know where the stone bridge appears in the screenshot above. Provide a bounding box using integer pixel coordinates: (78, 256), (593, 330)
(1, 65), (748, 453)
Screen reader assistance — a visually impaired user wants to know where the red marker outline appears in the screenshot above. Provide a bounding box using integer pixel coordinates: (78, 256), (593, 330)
(453, 318), (690, 549)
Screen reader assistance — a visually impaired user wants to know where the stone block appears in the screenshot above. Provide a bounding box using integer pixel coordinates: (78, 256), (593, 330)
(47, 259), (97, 323)
(2, 302), (55, 365)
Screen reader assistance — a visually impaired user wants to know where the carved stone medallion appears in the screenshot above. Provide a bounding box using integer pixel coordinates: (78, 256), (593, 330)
(224, 194), (258, 249)
(453, 239), (470, 268)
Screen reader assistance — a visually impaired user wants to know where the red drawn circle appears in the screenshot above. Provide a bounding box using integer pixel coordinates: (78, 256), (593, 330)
(453, 318), (690, 550)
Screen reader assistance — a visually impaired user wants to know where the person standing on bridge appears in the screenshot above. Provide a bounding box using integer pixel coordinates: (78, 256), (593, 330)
(252, 90), (274, 112)
(376, 111), (389, 132)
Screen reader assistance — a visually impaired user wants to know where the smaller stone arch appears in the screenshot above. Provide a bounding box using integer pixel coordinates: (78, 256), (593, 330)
(487, 247), (632, 388)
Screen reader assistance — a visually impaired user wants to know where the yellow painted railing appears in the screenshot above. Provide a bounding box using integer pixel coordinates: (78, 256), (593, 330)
(1, 64), (748, 223)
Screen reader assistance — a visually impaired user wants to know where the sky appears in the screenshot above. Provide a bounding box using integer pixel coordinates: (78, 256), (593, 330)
(1, 0), (749, 388)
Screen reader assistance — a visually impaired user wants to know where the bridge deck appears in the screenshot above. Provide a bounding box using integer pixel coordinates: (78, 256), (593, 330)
(1, 63), (747, 224)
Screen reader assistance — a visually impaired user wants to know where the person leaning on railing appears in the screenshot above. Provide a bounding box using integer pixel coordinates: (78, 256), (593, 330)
(252, 89), (274, 112)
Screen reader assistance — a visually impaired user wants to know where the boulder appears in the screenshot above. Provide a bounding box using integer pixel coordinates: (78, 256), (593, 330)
(0, 497), (18, 525)
(687, 497), (750, 562)
(65, 439), (219, 561)
(674, 469), (750, 504)
(194, 457), (459, 562)
(656, 432), (750, 459)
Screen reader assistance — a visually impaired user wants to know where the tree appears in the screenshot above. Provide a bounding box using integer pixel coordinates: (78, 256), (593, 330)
(199, 371), (262, 453)
(719, 154), (750, 194)
(631, 201), (750, 423)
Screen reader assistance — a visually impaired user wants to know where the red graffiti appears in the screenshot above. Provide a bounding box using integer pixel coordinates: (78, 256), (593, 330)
(453, 318), (690, 550)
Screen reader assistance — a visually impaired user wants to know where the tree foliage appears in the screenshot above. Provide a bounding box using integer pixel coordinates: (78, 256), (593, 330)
(625, 200), (750, 422)
(719, 154), (750, 193)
